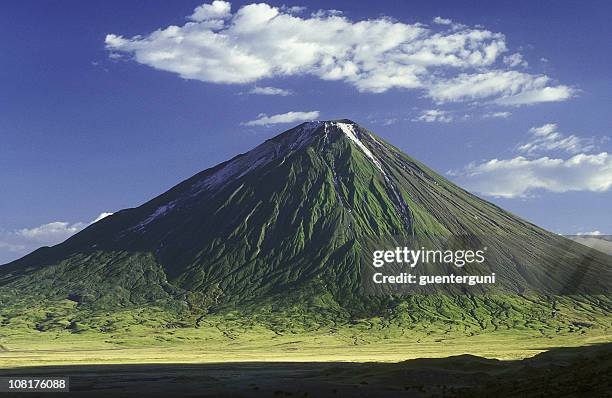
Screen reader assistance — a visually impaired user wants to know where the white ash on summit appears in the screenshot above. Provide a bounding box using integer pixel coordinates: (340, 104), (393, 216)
(133, 120), (395, 230)
(195, 121), (325, 192)
(333, 122), (387, 178)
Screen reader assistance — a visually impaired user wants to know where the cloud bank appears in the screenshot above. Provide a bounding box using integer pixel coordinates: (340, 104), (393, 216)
(517, 123), (597, 155)
(450, 153), (612, 198)
(242, 111), (319, 126)
(0, 212), (113, 264)
(428, 71), (574, 105)
(105, 1), (573, 106)
(450, 124), (611, 198)
(17, 221), (87, 243)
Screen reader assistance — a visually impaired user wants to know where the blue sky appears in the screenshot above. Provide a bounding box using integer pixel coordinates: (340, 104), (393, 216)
(1, 0), (611, 263)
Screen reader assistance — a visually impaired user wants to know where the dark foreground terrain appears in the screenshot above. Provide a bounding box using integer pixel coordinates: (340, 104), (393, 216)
(1, 343), (610, 397)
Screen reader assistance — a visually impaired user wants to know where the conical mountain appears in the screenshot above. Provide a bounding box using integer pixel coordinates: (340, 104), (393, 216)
(1, 120), (610, 311)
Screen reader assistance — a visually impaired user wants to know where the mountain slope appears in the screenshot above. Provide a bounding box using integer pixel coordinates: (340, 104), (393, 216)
(1, 120), (610, 314)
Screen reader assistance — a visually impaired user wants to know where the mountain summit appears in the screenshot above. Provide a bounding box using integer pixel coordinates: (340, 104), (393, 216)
(1, 120), (610, 310)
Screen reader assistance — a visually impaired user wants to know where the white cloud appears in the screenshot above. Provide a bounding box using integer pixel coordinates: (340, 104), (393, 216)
(433, 16), (452, 25)
(248, 86), (293, 96)
(311, 9), (343, 18)
(105, 2), (572, 105)
(517, 123), (597, 155)
(413, 109), (453, 123)
(17, 221), (87, 243)
(503, 53), (528, 68)
(428, 70), (575, 106)
(482, 111), (511, 118)
(189, 0), (232, 22)
(495, 85), (575, 106)
(282, 5), (306, 14)
(0, 212), (114, 264)
(431, 16), (466, 30)
(577, 230), (603, 236)
(451, 123), (610, 198)
(242, 111), (320, 126)
(449, 152), (612, 198)
(15, 212), (113, 244)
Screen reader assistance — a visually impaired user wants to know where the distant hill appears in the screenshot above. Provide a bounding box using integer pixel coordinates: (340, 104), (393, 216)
(567, 235), (612, 256)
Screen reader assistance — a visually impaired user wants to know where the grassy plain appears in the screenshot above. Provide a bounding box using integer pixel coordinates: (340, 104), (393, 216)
(1, 328), (610, 397)
(1, 300), (610, 396)
(2, 318), (610, 368)
(1, 294), (610, 368)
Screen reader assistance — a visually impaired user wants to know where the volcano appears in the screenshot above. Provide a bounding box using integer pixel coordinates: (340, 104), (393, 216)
(1, 120), (610, 311)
